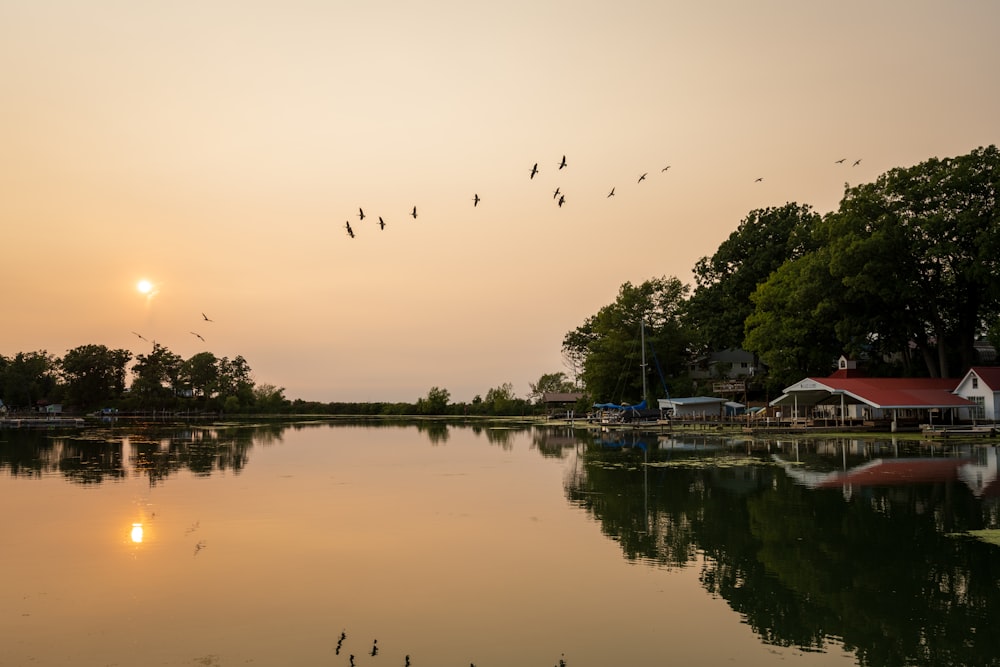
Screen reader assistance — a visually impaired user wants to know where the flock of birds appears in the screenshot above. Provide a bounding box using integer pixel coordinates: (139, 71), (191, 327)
(340, 154), (864, 238)
(131, 311), (214, 350)
(332, 630), (567, 667)
(340, 153), (672, 238)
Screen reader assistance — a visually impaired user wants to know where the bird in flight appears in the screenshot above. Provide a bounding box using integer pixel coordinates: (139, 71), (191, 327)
(358, 207), (365, 221)
(131, 331), (148, 342)
(661, 165), (671, 172)
(853, 159), (862, 166)
(530, 162), (539, 179)
(607, 187), (615, 197)
(473, 193), (480, 207)
(378, 216), (386, 230)
(345, 221), (355, 238)
(201, 312), (213, 322)
(637, 172), (647, 183)
(558, 155), (567, 169)
(755, 177), (764, 182)
(190, 331), (205, 342)
(834, 158), (846, 164)
(557, 194), (566, 207)
(553, 187), (561, 199)
(411, 206), (418, 219)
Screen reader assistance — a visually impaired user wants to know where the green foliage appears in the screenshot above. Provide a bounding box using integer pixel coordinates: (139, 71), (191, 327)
(252, 383), (289, 413)
(130, 343), (184, 407)
(743, 145), (1000, 382)
(527, 372), (576, 403)
(416, 386), (451, 415)
(181, 351), (220, 399)
(825, 145), (1000, 376)
(687, 203), (820, 352)
(59, 345), (132, 410)
(563, 276), (692, 403)
(484, 382), (525, 415)
(0, 351), (58, 410)
(744, 248), (843, 389)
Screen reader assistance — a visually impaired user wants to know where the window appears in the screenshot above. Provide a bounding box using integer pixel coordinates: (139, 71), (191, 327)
(971, 396), (985, 420)
(972, 376), (979, 389)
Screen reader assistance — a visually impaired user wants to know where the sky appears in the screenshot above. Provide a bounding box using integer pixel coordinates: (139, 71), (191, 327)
(2, 1), (999, 403)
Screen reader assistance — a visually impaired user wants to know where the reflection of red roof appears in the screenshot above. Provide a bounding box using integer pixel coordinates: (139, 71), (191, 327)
(816, 458), (970, 488)
(815, 377), (969, 408)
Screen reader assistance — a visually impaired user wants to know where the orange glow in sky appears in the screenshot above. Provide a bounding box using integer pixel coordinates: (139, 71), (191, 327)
(2, 1), (999, 402)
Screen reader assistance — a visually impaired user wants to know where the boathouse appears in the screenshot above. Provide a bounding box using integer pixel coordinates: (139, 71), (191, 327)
(769, 362), (973, 430)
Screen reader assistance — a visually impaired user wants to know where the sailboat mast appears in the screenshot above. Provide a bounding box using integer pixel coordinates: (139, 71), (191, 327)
(640, 318), (648, 406)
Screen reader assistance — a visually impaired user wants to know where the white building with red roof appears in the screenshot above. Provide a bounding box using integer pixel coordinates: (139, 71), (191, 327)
(953, 366), (1000, 421)
(770, 357), (974, 430)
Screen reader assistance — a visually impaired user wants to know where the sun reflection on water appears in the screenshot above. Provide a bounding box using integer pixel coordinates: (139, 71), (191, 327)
(130, 523), (144, 544)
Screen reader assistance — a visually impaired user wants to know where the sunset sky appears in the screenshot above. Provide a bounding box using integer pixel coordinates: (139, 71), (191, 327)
(3, 1), (998, 403)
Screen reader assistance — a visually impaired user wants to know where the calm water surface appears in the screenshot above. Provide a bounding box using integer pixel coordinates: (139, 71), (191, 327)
(1, 421), (998, 666)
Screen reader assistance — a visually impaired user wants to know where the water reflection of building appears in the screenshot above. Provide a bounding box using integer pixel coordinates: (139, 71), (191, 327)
(957, 446), (1000, 498)
(774, 441), (1000, 500)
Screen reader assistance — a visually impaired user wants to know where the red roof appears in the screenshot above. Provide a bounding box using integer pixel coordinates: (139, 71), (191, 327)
(969, 366), (1000, 390)
(812, 376), (969, 409)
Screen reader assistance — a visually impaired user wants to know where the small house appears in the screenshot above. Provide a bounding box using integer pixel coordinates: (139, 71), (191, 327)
(658, 396), (727, 419)
(953, 367), (1000, 422)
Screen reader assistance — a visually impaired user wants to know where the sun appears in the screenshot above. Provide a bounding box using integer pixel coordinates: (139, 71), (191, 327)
(137, 279), (153, 295)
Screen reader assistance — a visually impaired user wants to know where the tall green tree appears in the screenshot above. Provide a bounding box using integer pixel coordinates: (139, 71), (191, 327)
(416, 386), (450, 415)
(744, 145), (1000, 381)
(744, 246), (843, 390)
(252, 383), (289, 412)
(686, 203), (820, 352)
(484, 382), (522, 414)
(216, 355), (255, 408)
(825, 145), (1000, 377)
(562, 276), (691, 404)
(59, 344), (132, 409)
(0, 351), (57, 410)
(181, 351), (220, 398)
(528, 372), (577, 403)
(130, 343), (183, 406)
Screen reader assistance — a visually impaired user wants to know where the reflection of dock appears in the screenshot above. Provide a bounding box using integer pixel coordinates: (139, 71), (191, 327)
(922, 425), (997, 438)
(0, 417), (86, 428)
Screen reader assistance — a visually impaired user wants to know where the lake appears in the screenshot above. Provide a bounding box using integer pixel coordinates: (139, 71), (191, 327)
(1, 421), (998, 666)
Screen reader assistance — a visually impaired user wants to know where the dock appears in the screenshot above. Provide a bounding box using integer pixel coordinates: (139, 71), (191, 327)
(0, 417), (86, 429)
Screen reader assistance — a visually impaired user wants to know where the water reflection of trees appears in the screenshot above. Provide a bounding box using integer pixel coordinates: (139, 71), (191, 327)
(569, 436), (1000, 667)
(0, 425), (278, 485)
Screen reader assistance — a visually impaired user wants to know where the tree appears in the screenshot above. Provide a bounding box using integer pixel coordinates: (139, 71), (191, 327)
(59, 344), (132, 409)
(686, 203), (820, 352)
(181, 352), (219, 399)
(0, 351), (57, 410)
(742, 145), (1000, 382)
(527, 372), (576, 403)
(130, 343), (183, 407)
(253, 383), (289, 413)
(416, 386), (450, 415)
(217, 355), (255, 408)
(484, 382), (519, 414)
(824, 145), (1000, 377)
(562, 276), (692, 404)
(743, 247), (843, 391)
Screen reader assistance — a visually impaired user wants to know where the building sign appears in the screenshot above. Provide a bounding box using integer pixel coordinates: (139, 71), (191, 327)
(712, 381), (746, 393)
